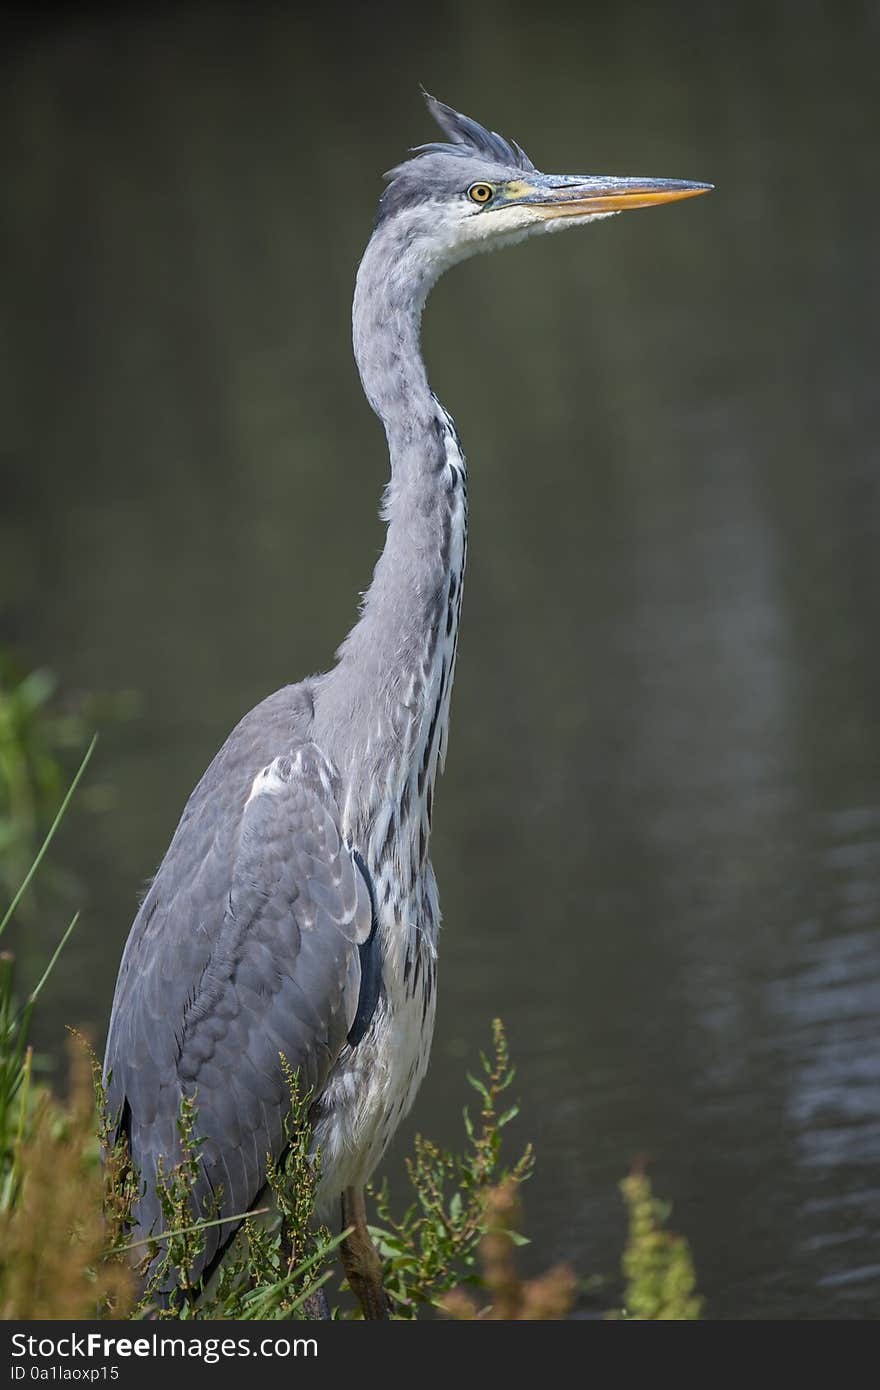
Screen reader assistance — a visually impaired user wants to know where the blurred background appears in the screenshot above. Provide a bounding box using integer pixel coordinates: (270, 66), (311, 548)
(2, 0), (878, 1319)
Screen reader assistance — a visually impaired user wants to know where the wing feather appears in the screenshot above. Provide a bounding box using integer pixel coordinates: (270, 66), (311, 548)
(104, 737), (372, 1283)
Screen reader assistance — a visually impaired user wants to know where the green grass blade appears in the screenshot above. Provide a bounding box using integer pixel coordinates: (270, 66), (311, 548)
(112, 1207), (273, 1256)
(0, 733), (98, 940)
(27, 912), (79, 1007)
(238, 1229), (349, 1317)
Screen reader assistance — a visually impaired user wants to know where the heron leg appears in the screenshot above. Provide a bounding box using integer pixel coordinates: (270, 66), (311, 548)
(340, 1185), (389, 1320)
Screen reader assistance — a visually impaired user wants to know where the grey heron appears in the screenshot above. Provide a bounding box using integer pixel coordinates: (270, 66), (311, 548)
(103, 92), (711, 1318)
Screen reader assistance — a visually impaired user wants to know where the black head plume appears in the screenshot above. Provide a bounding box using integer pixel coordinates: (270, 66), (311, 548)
(376, 91), (538, 225)
(410, 90), (536, 173)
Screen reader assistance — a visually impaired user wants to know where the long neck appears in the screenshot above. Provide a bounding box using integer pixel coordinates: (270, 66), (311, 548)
(319, 226), (468, 873)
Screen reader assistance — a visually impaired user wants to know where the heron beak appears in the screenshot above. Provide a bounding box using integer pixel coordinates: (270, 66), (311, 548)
(504, 175), (713, 219)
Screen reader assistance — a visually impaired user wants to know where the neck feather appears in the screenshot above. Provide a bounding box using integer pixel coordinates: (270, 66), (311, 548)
(317, 223), (468, 852)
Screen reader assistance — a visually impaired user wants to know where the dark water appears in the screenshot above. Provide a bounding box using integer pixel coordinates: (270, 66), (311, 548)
(2, 2), (879, 1319)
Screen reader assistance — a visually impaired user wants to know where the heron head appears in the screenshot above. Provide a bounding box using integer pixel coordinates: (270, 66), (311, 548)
(376, 92), (712, 276)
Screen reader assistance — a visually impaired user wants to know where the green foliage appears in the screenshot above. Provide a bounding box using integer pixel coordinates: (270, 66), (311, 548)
(0, 1040), (133, 1319)
(0, 957), (33, 1218)
(0, 658), (69, 895)
(369, 1018), (535, 1317)
(0, 738), (96, 1215)
(614, 1167), (702, 1320)
(0, 736), (134, 1318)
(441, 1181), (577, 1320)
(97, 1020), (542, 1321)
(174, 1058), (342, 1321)
(147, 1093), (213, 1310)
(98, 1058), (343, 1321)
(0, 651), (137, 911)
(96, 1021), (536, 1321)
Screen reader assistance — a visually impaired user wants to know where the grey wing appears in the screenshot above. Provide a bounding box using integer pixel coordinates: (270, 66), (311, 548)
(103, 741), (372, 1280)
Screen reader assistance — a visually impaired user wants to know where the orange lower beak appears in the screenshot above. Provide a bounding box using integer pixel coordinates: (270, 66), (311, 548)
(508, 176), (713, 219)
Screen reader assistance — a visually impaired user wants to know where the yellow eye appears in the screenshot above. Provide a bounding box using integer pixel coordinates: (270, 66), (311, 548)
(467, 183), (493, 205)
